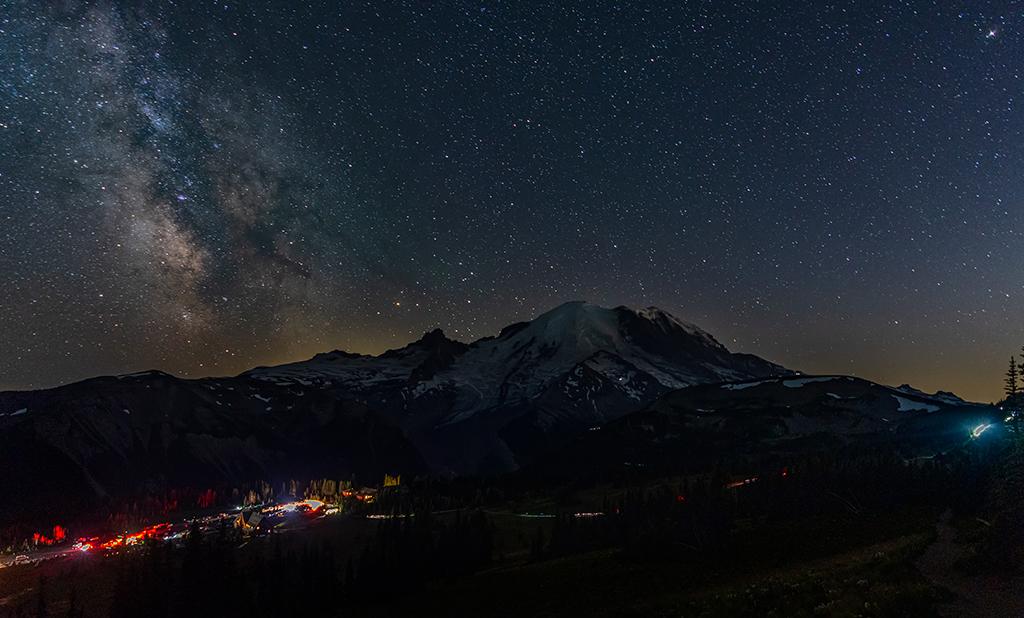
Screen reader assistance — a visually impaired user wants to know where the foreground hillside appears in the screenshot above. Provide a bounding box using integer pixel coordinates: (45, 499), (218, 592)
(0, 424), (1012, 617)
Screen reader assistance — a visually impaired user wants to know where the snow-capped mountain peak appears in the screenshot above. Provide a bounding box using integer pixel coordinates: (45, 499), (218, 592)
(408, 302), (781, 434)
(487, 301), (629, 366)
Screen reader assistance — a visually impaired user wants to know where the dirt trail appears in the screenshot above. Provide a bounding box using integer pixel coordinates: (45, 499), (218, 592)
(916, 510), (1024, 617)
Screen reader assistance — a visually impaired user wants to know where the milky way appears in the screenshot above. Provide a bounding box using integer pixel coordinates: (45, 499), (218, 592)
(1, 1), (1022, 401)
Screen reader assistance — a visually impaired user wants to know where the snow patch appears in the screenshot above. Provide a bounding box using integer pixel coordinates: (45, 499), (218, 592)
(782, 377), (834, 388)
(893, 396), (939, 413)
(636, 306), (717, 342)
(722, 380), (767, 391)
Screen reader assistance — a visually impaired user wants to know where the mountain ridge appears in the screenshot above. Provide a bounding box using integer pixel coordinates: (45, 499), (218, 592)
(2, 301), (988, 526)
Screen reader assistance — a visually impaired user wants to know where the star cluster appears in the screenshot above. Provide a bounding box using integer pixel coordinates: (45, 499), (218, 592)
(1, 1), (1022, 401)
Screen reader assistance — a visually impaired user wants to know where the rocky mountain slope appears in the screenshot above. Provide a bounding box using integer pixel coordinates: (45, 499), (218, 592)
(243, 301), (788, 472)
(0, 370), (425, 525)
(530, 375), (1000, 481)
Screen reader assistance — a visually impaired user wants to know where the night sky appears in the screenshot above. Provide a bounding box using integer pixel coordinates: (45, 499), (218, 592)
(1, 1), (1021, 401)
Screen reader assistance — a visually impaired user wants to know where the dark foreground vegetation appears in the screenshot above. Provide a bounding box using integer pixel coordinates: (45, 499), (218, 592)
(1, 431), (1019, 616)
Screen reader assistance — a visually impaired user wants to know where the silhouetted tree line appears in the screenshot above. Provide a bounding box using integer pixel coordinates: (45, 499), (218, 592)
(371, 478), (509, 515)
(349, 509), (492, 598)
(0, 476), (364, 554)
(536, 446), (995, 567)
(3, 441), (1002, 616)
(963, 441), (1024, 572)
(5, 506), (494, 617)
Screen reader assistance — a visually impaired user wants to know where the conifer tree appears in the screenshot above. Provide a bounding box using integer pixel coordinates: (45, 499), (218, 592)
(1006, 356), (1020, 400)
(1019, 346), (1024, 396)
